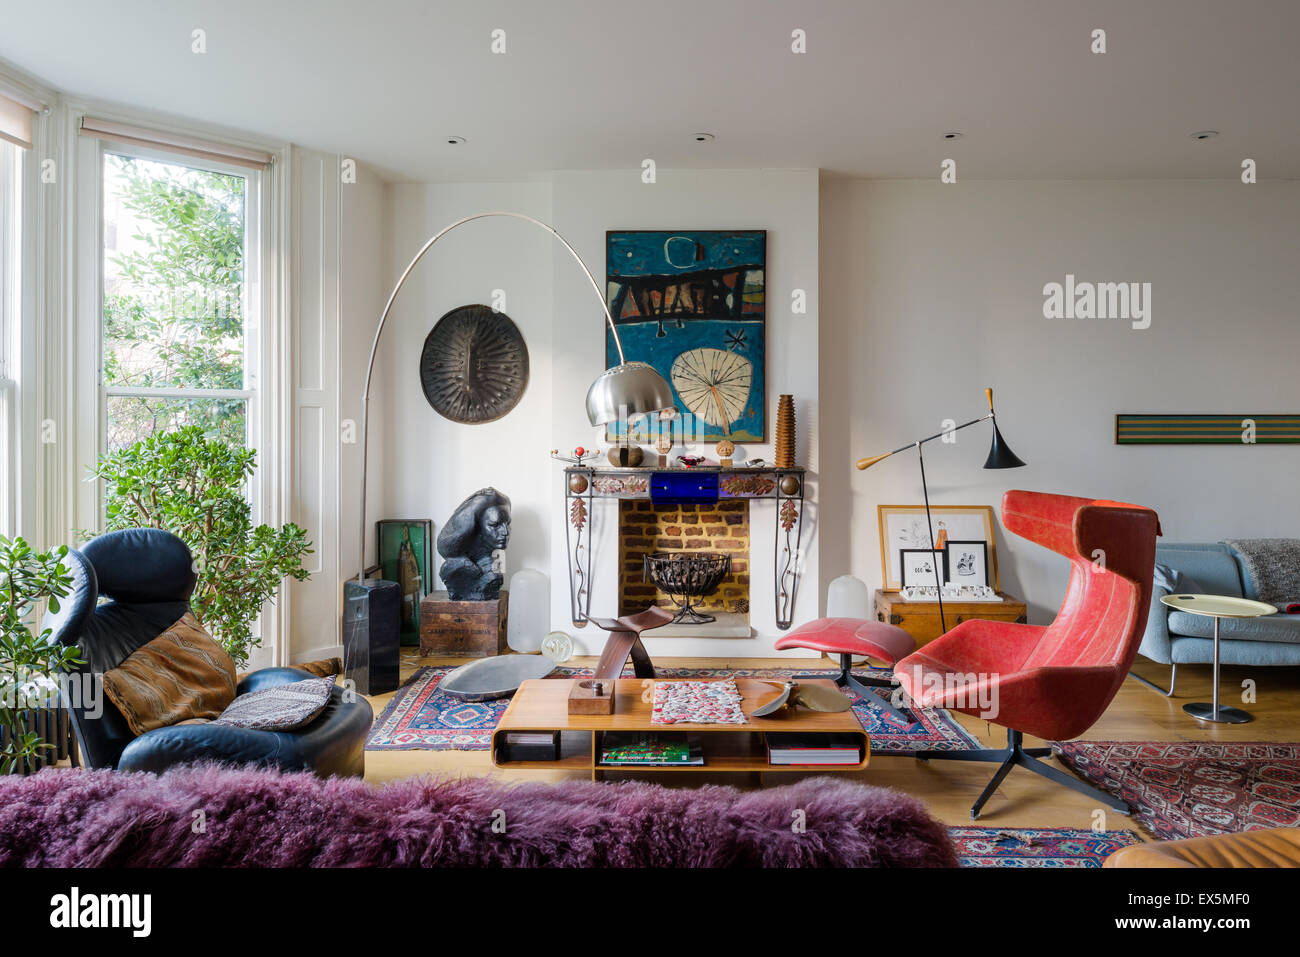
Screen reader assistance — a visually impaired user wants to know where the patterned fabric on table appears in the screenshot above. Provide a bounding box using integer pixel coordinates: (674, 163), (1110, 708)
(950, 827), (1143, 868)
(1054, 741), (1300, 841)
(366, 665), (981, 752)
(651, 679), (746, 724)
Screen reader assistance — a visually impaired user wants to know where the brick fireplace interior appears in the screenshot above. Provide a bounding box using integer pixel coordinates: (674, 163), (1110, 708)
(618, 500), (750, 625)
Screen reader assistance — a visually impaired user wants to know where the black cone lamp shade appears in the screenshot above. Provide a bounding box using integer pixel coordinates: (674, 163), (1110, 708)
(984, 420), (1027, 469)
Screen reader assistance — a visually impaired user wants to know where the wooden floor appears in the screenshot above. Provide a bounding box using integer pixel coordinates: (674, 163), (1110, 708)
(363, 652), (1300, 835)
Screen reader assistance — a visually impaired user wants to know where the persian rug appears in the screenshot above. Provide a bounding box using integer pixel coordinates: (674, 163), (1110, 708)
(366, 665), (981, 752)
(950, 826), (1142, 868)
(0, 766), (957, 868)
(1054, 741), (1300, 841)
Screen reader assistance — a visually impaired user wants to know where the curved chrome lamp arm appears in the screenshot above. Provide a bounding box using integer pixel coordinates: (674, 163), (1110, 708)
(355, 211), (628, 582)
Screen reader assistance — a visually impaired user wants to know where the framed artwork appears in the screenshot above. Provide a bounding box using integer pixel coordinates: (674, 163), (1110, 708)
(878, 504), (999, 591)
(899, 549), (945, 589)
(944, 541), (989, 587)
(1116, 413), (1300, 445)
(605, 230), (766, 443)
(377, 519), (434, 643)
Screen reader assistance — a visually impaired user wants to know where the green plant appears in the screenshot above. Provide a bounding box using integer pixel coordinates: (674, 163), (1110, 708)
(92, 426), (312, 667)
(0, 537), (83, 775)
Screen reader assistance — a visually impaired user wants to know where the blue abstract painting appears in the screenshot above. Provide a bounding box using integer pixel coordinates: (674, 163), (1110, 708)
(605, 230), (766, 443)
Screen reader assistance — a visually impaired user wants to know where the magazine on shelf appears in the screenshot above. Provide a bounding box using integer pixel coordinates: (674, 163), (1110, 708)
(599, 732), (704, 766)
(765, 732), (863, 766)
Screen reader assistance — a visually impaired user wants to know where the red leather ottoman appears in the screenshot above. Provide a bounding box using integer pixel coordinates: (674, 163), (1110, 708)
(775, 618), (917, 722)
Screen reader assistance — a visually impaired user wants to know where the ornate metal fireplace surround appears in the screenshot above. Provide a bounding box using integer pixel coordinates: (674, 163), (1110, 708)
(563, 466), (807, 631)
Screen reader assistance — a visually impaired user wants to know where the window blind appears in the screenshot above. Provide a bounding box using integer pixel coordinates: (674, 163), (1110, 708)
(79, 116), (273, 169)
(0, 94), (32, 150)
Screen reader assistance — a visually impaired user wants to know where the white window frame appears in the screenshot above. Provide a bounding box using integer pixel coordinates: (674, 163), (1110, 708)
(74, 129), (286, 661)
(95, 142), (264, 496)
(0, 139), (20, 538)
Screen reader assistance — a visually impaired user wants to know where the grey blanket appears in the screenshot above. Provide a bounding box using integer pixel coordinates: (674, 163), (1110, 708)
(1222, 538), (1300, 607)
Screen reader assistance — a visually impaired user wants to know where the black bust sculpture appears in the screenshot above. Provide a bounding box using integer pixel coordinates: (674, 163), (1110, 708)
(436, 488), (512, 601)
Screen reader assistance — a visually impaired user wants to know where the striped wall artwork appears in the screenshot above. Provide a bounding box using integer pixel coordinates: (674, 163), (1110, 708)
(1115, 414), (1300, 445)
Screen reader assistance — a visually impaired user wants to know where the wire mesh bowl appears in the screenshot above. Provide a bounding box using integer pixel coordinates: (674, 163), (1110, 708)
(642, 551), (732, 624)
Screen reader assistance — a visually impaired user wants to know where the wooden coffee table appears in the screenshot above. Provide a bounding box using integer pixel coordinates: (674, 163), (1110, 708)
(493, 677), (869, 780)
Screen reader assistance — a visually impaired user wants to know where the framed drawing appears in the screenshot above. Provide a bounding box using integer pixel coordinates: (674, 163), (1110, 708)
(377, 519), (434, 644)
(605, 230), (766, 443)
(944, 541), (989, 587)
(899, 548), (946, 589)
(878, 504), (999, 591)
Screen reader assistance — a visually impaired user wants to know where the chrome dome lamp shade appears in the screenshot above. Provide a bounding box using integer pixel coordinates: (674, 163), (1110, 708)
(585, 360), (677, 427)
(356, 212), (674, 581)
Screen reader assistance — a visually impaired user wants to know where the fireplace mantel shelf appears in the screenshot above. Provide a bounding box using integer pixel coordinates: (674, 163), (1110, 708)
(559, 465), (807, 631)
(565, 465), (804, 473)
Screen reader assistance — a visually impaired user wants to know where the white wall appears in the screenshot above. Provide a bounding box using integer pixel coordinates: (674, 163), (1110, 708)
(549, 169), (821, 657)
(819, 178), (1300, 623)
(370, 182), (555, 590)
(364, 169), (822, 657)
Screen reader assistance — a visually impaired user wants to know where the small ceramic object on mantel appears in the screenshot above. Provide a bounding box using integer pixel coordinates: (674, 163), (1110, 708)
(677, 454), (706, 468)
(715, 439), (735, 468)
(607, 444), (644, 467)
(656, 431), (674, 467)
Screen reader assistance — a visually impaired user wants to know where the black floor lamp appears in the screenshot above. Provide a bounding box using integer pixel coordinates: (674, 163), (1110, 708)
(856, 388), (1026, 634)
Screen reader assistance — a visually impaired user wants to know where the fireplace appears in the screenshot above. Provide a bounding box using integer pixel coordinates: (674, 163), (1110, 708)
(618, 500), (750, 630)
(558, 464), (808, 639)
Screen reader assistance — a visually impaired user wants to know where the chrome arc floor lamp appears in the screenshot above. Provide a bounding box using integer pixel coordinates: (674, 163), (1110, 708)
(355, 211), (675, 583)
(342, 212), (675, 695)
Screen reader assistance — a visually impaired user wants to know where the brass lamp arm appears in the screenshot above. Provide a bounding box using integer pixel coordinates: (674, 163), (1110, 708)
(856, 412), (993, 470)
(355, 211), (625, 582)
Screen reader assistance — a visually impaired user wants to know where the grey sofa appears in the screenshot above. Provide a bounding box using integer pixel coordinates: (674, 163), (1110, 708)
(1135, 542), (1300, 694)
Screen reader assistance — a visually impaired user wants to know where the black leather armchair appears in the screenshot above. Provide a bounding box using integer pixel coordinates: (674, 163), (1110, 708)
(45, 528), (372, 777)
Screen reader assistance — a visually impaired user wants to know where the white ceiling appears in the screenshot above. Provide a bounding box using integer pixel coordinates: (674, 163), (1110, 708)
(2, 0), (1297, 182)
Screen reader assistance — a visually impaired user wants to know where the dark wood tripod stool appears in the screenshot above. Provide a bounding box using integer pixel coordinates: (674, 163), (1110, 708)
(587, 606), (674, 680)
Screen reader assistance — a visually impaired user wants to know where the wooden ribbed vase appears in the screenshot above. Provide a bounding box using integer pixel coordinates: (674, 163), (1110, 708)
(775, 394), (796, 468)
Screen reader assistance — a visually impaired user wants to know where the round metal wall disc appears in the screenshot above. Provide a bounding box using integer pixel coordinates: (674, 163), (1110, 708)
(419, 304), (529, 423)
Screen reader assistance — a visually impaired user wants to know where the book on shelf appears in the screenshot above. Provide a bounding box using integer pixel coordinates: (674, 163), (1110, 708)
(498, 730), (561, 762)
(765, 732), (863, 766)
(599, 732), (704, 767)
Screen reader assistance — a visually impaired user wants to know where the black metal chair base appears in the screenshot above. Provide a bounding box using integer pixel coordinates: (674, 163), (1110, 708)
(913, 727), (1132, 820)
(1128, 664), (1177, 697)
(792, 653), (915, 724)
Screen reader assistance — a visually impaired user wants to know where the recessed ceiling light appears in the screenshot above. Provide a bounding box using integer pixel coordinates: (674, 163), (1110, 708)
(942, 131), (963, 140)
(691, 132), (715, 143)
(1189, 130), (1219, 140)
(445, 135), (466, 145)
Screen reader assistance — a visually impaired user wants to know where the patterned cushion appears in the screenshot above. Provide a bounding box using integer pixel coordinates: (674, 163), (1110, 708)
(216, 677), (334, 731)
(102, 613), (237, 736)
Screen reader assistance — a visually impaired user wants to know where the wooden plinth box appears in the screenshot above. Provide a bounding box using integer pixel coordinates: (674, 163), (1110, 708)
(873, 588), (1027, 646)
(419, 590), (507, 657)
(568, 679), (615, 715)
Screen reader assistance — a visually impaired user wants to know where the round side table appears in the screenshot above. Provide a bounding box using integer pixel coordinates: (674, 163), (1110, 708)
(1159, 594), (1278, 724)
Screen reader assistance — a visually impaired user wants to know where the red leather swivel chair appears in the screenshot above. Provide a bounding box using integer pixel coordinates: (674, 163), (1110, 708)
(896, 490), (1160, 819)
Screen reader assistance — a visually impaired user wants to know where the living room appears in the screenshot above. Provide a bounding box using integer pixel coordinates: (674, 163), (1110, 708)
(1, 0), (1297, 924)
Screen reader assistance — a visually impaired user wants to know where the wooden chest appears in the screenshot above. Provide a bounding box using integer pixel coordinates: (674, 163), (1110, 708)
(419, 590), (508, 657)
(873, 589), (1027, 646)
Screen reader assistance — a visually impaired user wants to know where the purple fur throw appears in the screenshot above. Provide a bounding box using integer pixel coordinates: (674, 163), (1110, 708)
(0, 765), (956, 867)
